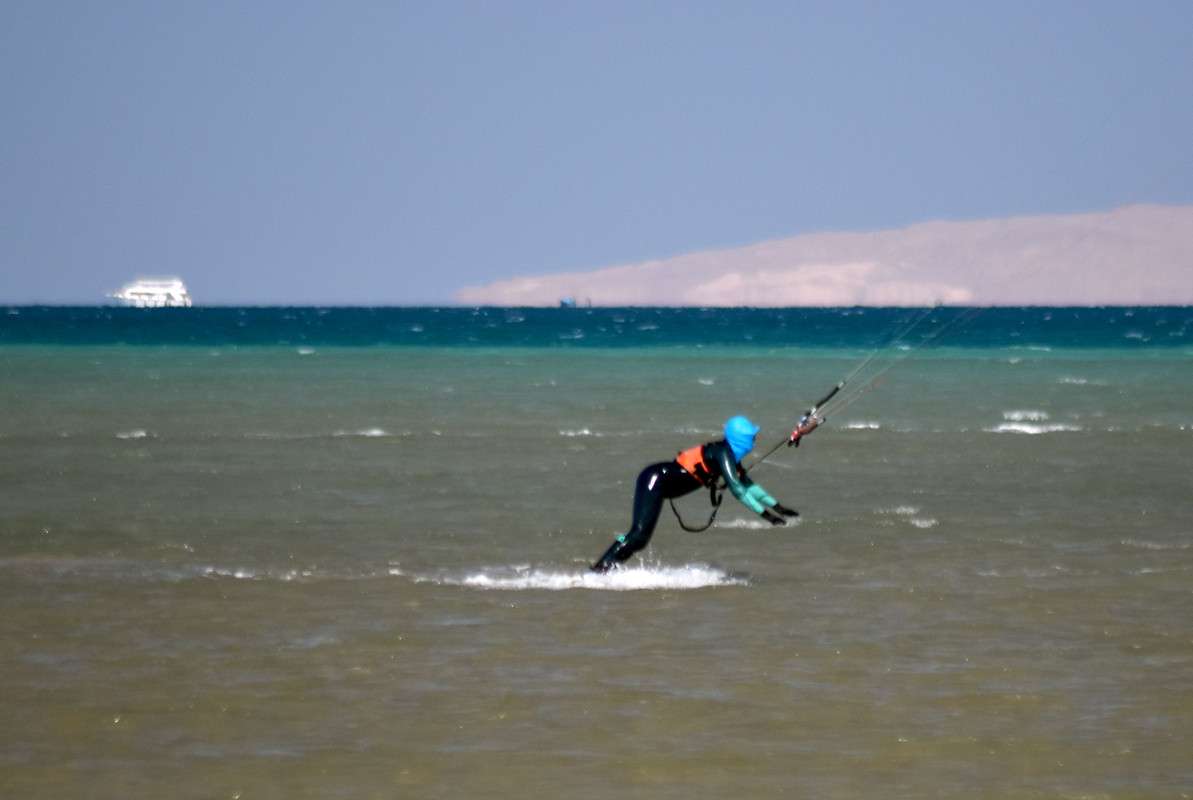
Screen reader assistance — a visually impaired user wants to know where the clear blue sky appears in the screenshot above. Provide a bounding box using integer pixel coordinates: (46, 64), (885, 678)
(3, 1), (1191, 305)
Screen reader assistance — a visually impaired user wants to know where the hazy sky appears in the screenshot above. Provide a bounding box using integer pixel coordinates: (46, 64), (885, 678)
(3, 1), (1191, 305)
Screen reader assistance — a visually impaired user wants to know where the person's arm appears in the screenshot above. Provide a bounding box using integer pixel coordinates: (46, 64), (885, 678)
(709, 445), (797, 524)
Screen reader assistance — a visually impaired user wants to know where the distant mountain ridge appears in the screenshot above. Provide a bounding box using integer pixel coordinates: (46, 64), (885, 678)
(456, 204), (1193, 306)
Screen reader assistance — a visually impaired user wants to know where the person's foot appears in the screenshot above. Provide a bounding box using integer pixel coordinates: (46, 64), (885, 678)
(591, 538), (627, 572)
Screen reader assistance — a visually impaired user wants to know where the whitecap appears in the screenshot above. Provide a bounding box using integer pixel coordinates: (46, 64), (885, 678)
(200, 566), (264, 580)
(436, 564), (747, 591)
(715, 517), (786, 529)
(116, 429), (149, 439)
(988, 422), (1082, 434)
(1121, 538), (1189, 551)
(697, 378), (715, 386)
(1004, 409), (1049, 422)
(196, 565), (333, 582)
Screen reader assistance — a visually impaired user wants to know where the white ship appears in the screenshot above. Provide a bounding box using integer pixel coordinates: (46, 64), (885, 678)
(109, 277), (193, 308)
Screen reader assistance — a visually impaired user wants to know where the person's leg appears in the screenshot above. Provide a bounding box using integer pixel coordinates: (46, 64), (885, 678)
(591, 463), (698, 571)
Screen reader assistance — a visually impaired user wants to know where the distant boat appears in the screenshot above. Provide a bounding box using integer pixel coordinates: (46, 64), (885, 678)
(109, 277), (192, 308)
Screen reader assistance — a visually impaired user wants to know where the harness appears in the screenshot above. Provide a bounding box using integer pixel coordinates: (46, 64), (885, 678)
(670, 442), (728, 532)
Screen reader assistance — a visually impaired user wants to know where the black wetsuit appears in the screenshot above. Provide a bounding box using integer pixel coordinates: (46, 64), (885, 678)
(592, 439), (758, 572)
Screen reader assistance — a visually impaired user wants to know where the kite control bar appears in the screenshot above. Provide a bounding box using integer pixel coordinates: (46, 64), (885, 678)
(753, 305), (964, 467)
(748, 373), (886, 470)
(787, 382), (842, 447)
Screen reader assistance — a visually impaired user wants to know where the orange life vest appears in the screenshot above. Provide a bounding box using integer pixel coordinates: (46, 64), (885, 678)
(675, 444), (716, 486)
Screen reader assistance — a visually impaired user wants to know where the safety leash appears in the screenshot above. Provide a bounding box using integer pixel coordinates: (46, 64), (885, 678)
(669, 485), (723, 532)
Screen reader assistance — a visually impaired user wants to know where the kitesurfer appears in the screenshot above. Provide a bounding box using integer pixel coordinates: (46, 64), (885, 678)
(591, 415), (799, 572)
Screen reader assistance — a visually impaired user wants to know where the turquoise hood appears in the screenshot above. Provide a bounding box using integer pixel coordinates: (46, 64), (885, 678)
(724, 416), (760, 462)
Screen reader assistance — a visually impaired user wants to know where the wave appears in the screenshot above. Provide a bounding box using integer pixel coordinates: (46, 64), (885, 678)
(1120, 538), (1190, 552)
(989, 409), (1081, 434)
(875, 505), (937, 528)
(1004, 409), (1049, 422)
(245, 429), (405, 440)
(411, 563), (748, 591)
(988, 422), (1083, 434)
(0, 557), (383, 584)
(714, 517), (788, 529)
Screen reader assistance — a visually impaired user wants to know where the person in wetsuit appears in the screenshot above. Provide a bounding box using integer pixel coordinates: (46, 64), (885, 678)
(591, 416), (799, 572)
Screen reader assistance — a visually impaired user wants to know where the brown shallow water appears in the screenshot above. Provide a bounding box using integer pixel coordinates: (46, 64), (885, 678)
(2, 345), (1191, 798)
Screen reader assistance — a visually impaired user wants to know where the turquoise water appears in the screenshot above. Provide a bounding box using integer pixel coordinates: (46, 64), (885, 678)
(2, 308), (1191, 798)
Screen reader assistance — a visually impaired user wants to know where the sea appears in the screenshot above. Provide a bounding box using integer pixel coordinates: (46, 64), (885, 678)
(2, 305), (1191, 799)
